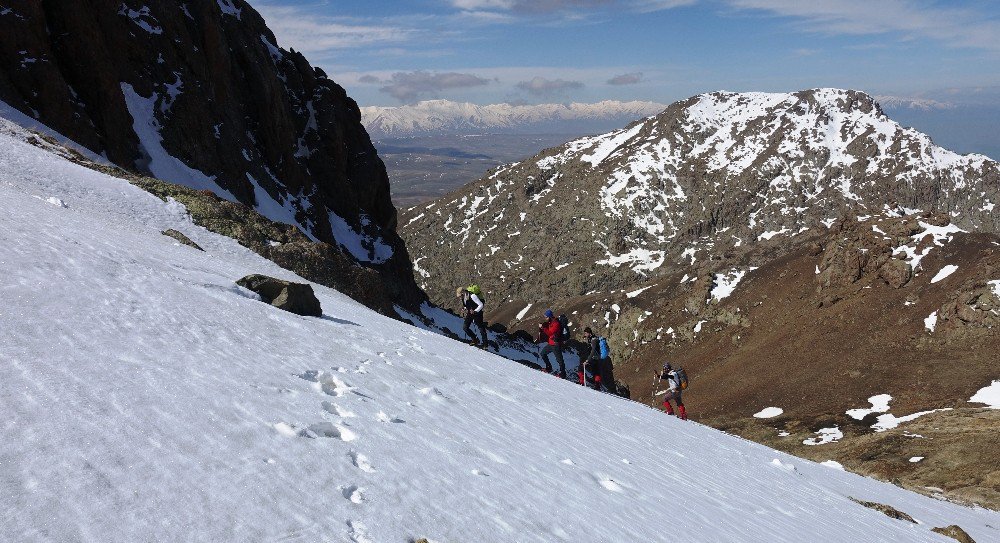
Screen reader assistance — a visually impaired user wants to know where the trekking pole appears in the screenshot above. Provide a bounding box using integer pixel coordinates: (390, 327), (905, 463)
(651, 374), (660, 405)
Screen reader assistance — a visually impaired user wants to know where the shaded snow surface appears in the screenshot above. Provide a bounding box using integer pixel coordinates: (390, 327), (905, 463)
(2, 117), (1000, 541)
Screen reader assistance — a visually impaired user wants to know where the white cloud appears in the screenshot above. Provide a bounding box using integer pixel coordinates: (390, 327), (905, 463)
(608, 72), (644, 85)
(373, 71), (494, 102)
(516, 76), (585, 95)
(248, 4), (415, 53)
(726, 0), (1000, 52)
(450, 0), (694, 16)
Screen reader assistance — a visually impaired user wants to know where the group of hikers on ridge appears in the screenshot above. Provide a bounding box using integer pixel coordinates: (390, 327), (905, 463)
(456, 285), (690, 419)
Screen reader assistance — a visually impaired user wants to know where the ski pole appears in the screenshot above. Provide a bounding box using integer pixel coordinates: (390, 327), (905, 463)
(651, 374), (660, 404)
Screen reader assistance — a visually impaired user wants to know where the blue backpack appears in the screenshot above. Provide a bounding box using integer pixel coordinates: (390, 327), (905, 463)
(598, 337), (610, 359)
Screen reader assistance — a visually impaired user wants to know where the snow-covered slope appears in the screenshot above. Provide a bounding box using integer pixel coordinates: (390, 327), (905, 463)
(3, 119), (999, 541)
(361, 99), (667, 138)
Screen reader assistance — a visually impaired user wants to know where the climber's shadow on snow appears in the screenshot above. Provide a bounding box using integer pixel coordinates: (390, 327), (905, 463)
(321, 315), (361, 327)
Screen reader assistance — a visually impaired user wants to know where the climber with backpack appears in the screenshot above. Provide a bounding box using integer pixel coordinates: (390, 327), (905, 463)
(580, 327), (615, 393)
(654, 363), (688, 420)
(456, 285), (488, 348)
(537, 309), (567, 378)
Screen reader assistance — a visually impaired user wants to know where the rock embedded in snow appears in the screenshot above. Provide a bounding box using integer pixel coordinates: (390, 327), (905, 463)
(931, 525), (977, 543)
(850, 499), (916, 524)
(236, 274), (322, 317)
(161, 229), (203, 251)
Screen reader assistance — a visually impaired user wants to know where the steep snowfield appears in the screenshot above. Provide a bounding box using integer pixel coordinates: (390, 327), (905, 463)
(2, 118), (1000, 542)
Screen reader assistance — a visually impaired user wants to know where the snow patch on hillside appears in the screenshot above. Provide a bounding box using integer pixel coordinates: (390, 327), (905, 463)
(328, 211), (393, 264)
(710, 268), (757, 301)
(846, 394), (893, 420)
(930, 264), (958, 283)
(121, 83), (235, 201)
(754, 407), (783, 419)
(970, 380), (1000, 409)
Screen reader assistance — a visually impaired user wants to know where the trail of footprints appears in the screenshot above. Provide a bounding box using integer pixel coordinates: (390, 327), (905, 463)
(273, 337), (637, 538)
(273, 344), (419, 539)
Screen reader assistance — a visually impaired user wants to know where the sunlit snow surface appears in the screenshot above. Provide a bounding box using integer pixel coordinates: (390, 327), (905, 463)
(2, 117), (1000, 541)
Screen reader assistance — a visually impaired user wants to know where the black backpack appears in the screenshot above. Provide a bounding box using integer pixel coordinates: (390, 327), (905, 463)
(557, 314), (571, 342)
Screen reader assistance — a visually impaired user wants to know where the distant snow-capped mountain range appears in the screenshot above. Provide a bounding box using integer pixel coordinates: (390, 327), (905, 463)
(360, 99), (668, 138)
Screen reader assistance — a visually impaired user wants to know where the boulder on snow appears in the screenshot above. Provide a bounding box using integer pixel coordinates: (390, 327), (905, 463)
(236, 274), (322, 317)
(932, 525), (976, 543)
(161, 229), (204, 251)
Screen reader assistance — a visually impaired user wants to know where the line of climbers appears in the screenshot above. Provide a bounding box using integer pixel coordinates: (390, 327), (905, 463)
(456, 284), (690, 420)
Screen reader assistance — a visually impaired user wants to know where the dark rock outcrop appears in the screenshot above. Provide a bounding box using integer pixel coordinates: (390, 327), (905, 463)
(161, 229), (203, 251)
(848, 498), (916, 523)
(0, 0), (419, 302)
(933, 525), (977, 543)
(0, 0), (423, 312)
(237, 274), (322, 317)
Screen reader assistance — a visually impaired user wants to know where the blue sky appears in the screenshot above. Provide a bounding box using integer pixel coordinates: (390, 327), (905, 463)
(245, 0), (1000, 108)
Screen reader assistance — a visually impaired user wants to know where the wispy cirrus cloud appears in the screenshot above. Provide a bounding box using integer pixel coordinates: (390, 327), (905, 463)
(725, 0), (1000, 52)
(366, 71), (494, 102)
(516, 76), (585, 96)
(247, 3), (416, 54)
(608, 72), (644, 85)
(449, 0), (694, 16)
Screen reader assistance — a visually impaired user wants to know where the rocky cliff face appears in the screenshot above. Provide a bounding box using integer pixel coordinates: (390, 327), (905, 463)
(0, 0), (422, 308)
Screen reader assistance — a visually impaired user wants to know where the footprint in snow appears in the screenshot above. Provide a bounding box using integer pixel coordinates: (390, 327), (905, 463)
(341, 484), (365, 504)
(597, 476), (624, 493)
(350, 452), (375, 473)
(347, 520), (373, 543)
(273, 422), (299, 437)
(375, 411), (404, 424)
(471, 469), (490, 477)
(322, 401), (356, 418)
(560, 459), (576, 466)
(417, 387), (449, 401)
(301, 373), (350, 397)
(301, 422), (357, 442)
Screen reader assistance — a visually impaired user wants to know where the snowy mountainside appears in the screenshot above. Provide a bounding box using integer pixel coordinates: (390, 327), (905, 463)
(361, 99), (667, 138)
(3, 109), (999, 543)
(402, 88), (999, 307)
